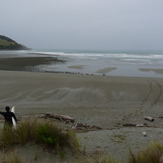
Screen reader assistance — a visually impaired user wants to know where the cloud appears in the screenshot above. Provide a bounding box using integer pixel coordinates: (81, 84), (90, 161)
(1, 0), (163, 50)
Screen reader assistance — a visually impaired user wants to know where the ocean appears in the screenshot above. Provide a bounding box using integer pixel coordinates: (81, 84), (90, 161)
(1, 49), (163, 78)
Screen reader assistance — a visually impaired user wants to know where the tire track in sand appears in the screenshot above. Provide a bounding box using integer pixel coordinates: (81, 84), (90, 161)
(140, 80), (162, 111)
(121, 79), (163, 125)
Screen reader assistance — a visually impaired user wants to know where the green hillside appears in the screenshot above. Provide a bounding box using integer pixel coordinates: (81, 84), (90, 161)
(0, 35), (28, 50)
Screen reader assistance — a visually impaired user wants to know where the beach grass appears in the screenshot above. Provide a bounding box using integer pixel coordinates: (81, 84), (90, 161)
(0, 119), (80, 155)
(94, 141), (163, 163)
(127, 141), (163, 163)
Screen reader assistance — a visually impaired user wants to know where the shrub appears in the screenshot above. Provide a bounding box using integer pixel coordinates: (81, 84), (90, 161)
(35, 122), (61, 147)
(35, 122), (80, 153)
(15, 120), (37, 144)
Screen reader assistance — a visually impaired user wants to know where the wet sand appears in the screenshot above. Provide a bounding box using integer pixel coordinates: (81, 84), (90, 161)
(68, 65), (85, 69)
(139, 68), (163, 74)
(0, 57), (64, 72)
(96, 67), (117, 73)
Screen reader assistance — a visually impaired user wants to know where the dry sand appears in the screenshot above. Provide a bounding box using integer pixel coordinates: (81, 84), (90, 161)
(0, 70), (163, 160)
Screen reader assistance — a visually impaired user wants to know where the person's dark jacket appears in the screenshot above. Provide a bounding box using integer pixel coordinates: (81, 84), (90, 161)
(0, 111), (17, 125)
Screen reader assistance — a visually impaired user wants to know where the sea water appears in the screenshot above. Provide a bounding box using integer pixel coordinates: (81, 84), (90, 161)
(1, 49), (163, 78)
(31, 49), (163, 78)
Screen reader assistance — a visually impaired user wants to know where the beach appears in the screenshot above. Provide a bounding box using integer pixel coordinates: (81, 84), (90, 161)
(0, 52), (163, 161)
(0, 66), (163, 160)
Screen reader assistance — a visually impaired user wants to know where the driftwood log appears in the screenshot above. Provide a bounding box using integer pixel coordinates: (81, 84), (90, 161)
(142, 131), (147, 137)
(144, 116), (154, 122)
(39, 113), (102, 131)
(72, 122), (102, 131)
(39, 113), (75, 123)
(20, 113), (163, 131)
(20, 113), (102, 131)
(123, 123), (159, 128)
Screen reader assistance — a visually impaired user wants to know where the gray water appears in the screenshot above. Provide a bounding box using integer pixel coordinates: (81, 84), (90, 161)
(33, 49), (163, 78)
(1, 49), (163, 78)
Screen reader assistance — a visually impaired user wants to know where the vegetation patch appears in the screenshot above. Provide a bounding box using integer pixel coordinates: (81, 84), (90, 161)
(128, 141), (163, 163)
(0, 119), (80, 154)
(111, 134), (126, 143)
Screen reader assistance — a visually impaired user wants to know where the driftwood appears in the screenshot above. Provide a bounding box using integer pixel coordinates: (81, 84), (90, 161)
(20, 113), (102, 131)
(40, 113), (75, 123)
(123, 123), (146, 127)
(123, 123), (159, 128)
(144, 116), (154, 122)
(142, 131), (147, 137)
(39, 113), (102, 131)
(72, 122), (102, 131)
(123, 124), (136, 127)
(20, 113), (163, 132)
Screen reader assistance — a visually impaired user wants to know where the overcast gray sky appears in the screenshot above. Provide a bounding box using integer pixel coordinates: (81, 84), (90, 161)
(1, 0), (163, 50)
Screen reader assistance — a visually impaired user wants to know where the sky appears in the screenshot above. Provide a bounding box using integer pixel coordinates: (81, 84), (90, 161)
(1, 0), (163, 50)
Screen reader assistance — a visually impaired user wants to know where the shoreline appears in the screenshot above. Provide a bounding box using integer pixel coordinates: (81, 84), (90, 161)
(0, 55), (163, 78)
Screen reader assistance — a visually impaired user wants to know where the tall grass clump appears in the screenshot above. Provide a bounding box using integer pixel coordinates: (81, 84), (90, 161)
(128, 141), (163, 163)
(0, 119), (80, 154)
(15, 120), (37, 144)
(0, 120), (37, 148)
(0, 126), (16, 148)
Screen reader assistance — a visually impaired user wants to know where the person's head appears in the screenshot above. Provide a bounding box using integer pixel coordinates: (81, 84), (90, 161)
(5, 106), (10, 112)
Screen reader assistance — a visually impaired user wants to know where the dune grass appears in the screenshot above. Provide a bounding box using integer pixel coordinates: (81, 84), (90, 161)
(84, 141), (163, 163)
(0, 119), (80, 154)
(96, 141), (163, 163)
(127, 141), (163, 163)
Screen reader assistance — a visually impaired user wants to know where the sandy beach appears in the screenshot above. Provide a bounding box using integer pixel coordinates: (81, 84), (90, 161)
(0, 68), (163, 160)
